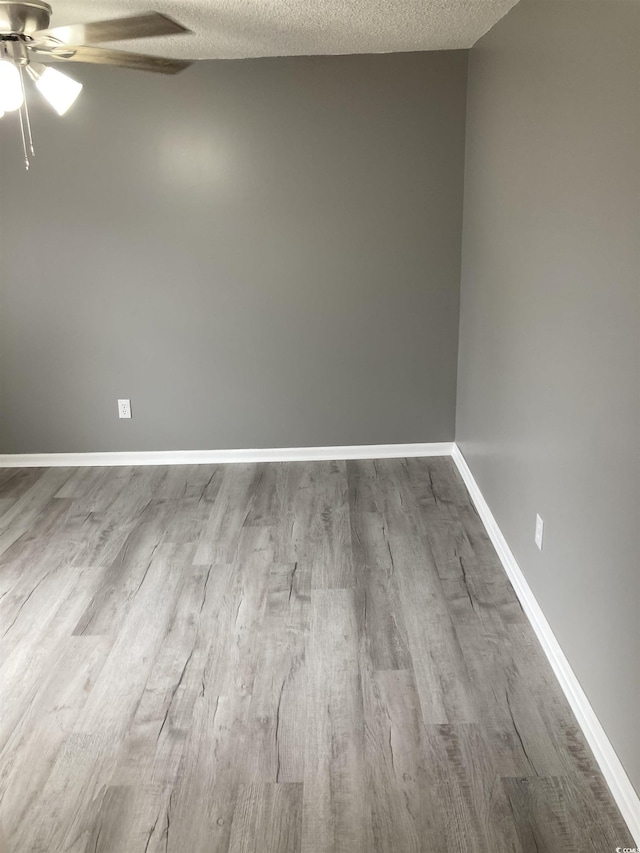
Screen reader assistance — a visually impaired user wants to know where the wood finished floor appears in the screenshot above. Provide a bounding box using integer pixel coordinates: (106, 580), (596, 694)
(0, 458), (633, 852)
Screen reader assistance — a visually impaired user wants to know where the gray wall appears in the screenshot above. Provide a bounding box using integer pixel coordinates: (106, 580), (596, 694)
(0, 51), (467, 453)
(456, 0), (640, 791)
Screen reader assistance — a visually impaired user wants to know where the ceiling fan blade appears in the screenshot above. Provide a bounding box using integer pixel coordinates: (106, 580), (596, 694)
(33, 12), (191, 46)
(37, 44), (193, 74)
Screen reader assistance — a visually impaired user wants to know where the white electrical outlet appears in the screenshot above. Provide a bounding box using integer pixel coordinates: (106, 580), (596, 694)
(535, 514), (544, 550)
(118, 399), (132, 419)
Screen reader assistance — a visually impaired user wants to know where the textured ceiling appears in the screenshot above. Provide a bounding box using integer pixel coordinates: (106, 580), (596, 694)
(44, 0), (521, 60)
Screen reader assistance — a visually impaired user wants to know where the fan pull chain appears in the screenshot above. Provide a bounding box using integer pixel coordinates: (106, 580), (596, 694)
(20, 67), (35, 156)
(17, 65), (34, 170)
(17, 103), (29, 170)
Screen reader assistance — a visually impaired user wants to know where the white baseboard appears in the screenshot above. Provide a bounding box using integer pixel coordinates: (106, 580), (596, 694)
(451, 443), (640, 845)
(0, 442), (454, 468)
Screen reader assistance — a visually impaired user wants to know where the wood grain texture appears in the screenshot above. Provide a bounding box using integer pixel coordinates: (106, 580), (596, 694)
(0, 459), (633, 852)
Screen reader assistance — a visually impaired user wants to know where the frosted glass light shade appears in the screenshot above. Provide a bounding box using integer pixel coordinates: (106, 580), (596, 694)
(35, 66), (82, 116)
(0, 61), (24, 112)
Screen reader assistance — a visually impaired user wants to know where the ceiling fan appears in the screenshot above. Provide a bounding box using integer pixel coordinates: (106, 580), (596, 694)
(0, 1), (195, 168)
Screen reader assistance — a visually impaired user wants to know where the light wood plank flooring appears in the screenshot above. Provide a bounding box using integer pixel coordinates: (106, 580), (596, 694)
(0, 458), (633, 852)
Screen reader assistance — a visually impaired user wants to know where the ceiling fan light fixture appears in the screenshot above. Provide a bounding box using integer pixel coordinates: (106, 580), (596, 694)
(28, 63), (82, 115)
(0, 58), (24, 111)
(0, 3), (194, 168)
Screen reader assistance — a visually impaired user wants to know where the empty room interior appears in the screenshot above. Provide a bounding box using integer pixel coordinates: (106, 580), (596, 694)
(0, 0), (638, 850)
